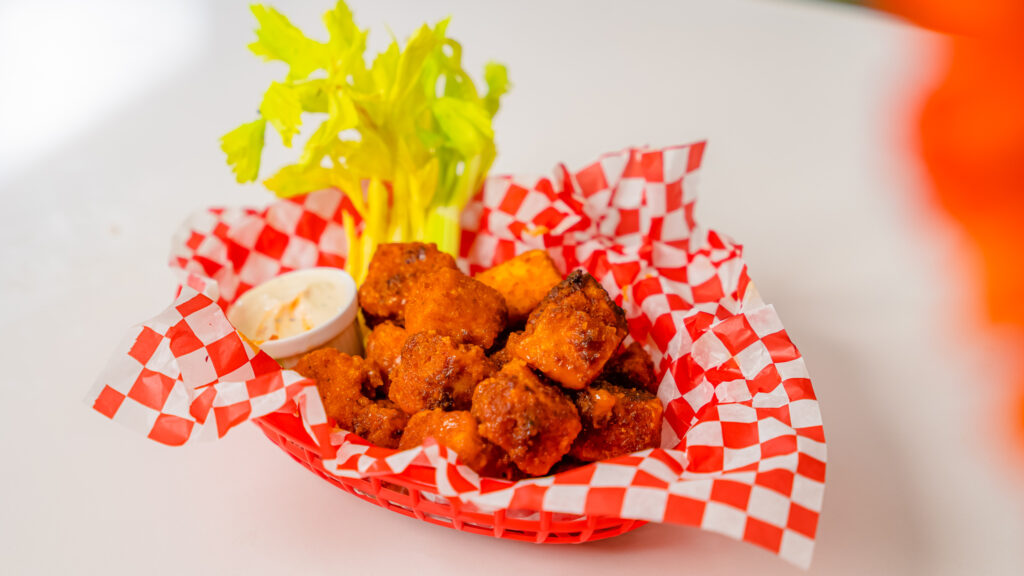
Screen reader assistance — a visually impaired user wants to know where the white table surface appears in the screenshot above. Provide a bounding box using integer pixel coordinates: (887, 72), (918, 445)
(2, 1), (1023, 574)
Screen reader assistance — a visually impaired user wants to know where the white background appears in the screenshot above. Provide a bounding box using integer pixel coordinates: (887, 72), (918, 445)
(2, 1), (1023, 574)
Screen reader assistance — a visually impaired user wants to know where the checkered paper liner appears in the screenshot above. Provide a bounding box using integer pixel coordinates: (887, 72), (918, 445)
(89, 142), (825, 567)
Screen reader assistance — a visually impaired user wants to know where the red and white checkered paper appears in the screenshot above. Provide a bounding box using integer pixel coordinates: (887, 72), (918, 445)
(89, 142), (825, 567)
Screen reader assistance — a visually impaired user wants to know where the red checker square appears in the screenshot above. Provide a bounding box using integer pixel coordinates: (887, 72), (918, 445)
(631, 470), (669, 489)
(147, 413), (194, 446)
(756, 405), (791, 426)
(246, 372), (283, 398)
(650, 313), (677, 352)
(576, 163), (609, 198)
(194, 255), (223, 277)
(761, 331), (801, 363)
(128, 326), (164, 365)
(685, 445), (724, 474)
(691, 275), (725, 303)
(212, 221), (230, 239)
(783, 378), (816, 401)
(497, 184), (529, 214)
(704, 358), (744, 385)
(710, 479), (752, 509)
(648, 216), (663, 240)
(684, 202), (697, 230)
(214, 401), (252, 437)
(127, 368), (177, 411)
(721, 421), (760, 449)
(295, 210), (328, 242)
(663, 495), (706, 525)
(507, 483), (547, 512)
(713, 315), (759, 355)
(737, 271), (752, 301)
(250, 350), (283, 377)
(185, 231), (205, 250)
(609, 260), (641, 288)
(760, 434), (797, 458)
(641, 150), (664, 182)
(687, 141), (706, 172)
(226, 239), (251, 271)
(493, 239), (517, 266)
(797, 425), (826, 442)
(446, 463), (477, 493)
(744, 516), (784, 552)
(254, 225), (290, 259)
(748, 364), (782, 395)
(176, 292), (213, 317)
(755, 469), (794, 495)
(631, 276), (663, 304)
(206, 333), (250, 376)
(665, 181), (683, 212)
(797, 453), (827, 483)
(316, 252), (345, 269)
(786, 502), (820, 538)
(190, 386), (217, 424)
(533, 206), (566, 230)
(166, 319), (203, 357)
(614, 209), (640, 236)
(583, 486), (627, 518)
(93, 385), (126, 419)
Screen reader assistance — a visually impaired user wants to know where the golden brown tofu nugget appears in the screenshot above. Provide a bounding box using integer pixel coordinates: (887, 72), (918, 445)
(293, 348), (406, 448)
(570, 382), (662, 461)
(602, 341), (659, 395)
(389, 331), (494, 414)
(351, 399), (409, 449)
(405, 268), (508, 348)
(365, 322), (407, 389)
(508, 270), (628, 390)
(358, 242), (457, 326)
(471, 360), (581, 476)
(399, 410), (517, 479)
(474, 250), (563, 326)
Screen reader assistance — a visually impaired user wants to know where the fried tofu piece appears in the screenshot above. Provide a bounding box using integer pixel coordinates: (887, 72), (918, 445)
(602, 342), (659, 395)
(293, 348), (406, 447)
(570, 382), (663, 462)
(508, 270), (628, 389)
(405, 267), (508, 348)
(399, 409), (517, 479)
(388, 331), (494, 414)
(365, 322), (407, 390)
(474, 250), (563, 326)
(351, 399), (409, 449)
(471, 360), (581, 476)
(357, 242), (457, 326)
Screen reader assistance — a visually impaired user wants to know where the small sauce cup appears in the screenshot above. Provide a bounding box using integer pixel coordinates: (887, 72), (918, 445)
(227, 267), (361, 367)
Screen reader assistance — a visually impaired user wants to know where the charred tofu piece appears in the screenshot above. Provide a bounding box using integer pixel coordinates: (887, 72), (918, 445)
(602, 341), (659, 395)
(471, 360), (581, 476)
(404, 267), (508, 349)
(474, 250), (563, 326)
(399, 409), (518, 479)
(294, 348), (406, 447)
(365, 322), (408, 390)
(357, 242), (457, 326)
(570, 382), (663, 462)
(388, 331), (494, 414)
(508, 270), (628, 389)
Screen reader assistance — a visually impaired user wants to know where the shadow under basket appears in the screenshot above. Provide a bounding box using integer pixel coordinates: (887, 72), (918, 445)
(254, 411), (646, 543)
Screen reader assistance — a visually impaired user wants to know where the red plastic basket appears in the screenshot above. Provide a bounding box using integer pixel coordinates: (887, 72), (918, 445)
(254, 411), (646, 543)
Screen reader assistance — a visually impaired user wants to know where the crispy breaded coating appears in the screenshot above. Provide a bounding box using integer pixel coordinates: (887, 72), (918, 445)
(488, 343), (515, 371)
(365, 322), (407, 390)
(351, 399), (409, 449)
(293, 348), (375, 426)
(471, 360), (582, 476)
(388, 331), (494, 414)
(602, 341), (659, 395)
(474, 250), (563, 326)
(405, 267), (508, 348)
(294, 348), (406, 447)
(508, 270), (628, 389)
(570, 382), (662, 461)
(399, 409), (517, 479)
(357, 242), (457, 326)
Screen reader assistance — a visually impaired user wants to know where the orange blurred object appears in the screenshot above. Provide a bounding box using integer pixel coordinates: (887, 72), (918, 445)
(877, 0), (1024, 434)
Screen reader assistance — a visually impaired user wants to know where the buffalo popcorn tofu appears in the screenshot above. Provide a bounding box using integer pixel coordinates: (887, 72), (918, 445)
(404, 267), (508, 348)
(508, 270), (628, 389)
(474, 249), (563, 326)
(357, 242), (457, 326)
